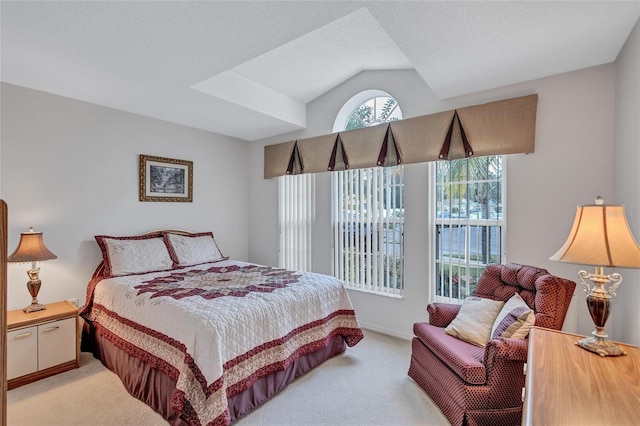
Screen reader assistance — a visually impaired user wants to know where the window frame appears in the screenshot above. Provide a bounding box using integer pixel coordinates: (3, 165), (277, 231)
(430, 156), (507, 304)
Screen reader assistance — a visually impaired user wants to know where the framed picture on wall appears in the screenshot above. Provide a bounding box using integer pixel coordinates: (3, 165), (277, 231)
(139, 154), (193, 202)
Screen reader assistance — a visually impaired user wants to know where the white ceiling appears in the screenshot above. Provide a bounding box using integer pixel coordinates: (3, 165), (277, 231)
(2, 1), (639, 141)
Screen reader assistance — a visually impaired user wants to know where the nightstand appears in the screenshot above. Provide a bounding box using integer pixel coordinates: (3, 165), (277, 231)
(6, 300), (79, 389)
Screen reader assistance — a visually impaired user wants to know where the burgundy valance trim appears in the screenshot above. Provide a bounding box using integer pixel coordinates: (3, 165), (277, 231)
(439, 111), (473, 160)
(286, 142), (301, 175)
(379, 126), (400, 167)
(328, 135), (349, 171)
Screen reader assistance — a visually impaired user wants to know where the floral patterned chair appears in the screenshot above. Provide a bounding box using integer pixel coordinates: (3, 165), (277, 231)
(408, 263), (576, 426)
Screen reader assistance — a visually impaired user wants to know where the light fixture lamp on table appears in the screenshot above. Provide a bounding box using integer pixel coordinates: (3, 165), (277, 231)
(550, 196), (640, 357)
(7, 227), (57, 313)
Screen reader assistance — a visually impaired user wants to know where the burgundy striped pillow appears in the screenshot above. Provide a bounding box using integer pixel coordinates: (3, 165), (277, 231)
(491, 293), (535, 339)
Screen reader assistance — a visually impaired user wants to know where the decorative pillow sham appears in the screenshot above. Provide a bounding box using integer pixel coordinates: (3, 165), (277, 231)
(491, 292), (535, 339)
(444, 296), (505, 347)
(163, 232), (227, 267)
(95, 234), (174, 277)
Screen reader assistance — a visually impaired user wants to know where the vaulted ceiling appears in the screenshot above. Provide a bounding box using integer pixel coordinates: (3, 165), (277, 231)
(2, 1), (638, 141)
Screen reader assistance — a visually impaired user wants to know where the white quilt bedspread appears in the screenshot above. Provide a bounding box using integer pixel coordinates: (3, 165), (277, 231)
(82, 260), (363, 425)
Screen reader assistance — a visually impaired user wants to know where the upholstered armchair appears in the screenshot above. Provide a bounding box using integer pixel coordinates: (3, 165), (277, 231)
(408, 263), (576, 426)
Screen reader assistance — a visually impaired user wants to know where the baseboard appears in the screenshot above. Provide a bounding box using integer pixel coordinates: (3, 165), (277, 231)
(358, 322), (413, 341)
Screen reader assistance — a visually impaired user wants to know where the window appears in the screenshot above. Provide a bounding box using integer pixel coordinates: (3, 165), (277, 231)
(434, 156), (505, 302)
(332, 93), (404, 295)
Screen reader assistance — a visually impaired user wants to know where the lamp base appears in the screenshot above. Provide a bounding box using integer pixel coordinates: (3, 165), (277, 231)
(24, 269), (46, 313)
(576, 334), (627, 357)
(23, 301), (46, 313)
(573, 268), (627, 357)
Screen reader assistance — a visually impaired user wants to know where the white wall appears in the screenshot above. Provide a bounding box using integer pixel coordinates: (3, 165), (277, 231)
(1, 83), (250, 311)
(614, 18), (640, 346)
(1, 53), (631, 343)
(248, 65), (618, 340)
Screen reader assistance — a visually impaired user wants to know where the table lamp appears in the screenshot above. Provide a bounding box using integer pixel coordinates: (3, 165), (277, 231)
(7, 227), (58, 313)
(550, 196), (640, 356)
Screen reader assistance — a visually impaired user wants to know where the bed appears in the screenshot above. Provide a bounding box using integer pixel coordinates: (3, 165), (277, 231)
(80, 230), (363, 425)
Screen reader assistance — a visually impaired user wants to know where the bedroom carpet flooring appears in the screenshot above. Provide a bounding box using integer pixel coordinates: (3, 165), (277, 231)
(7, 329), (449, 426)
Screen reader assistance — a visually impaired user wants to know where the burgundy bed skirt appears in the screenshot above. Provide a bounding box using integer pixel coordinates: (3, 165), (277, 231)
(82, 322), (346, 425)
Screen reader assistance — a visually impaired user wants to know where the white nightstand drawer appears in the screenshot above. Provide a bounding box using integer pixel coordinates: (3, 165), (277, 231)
(7, 325), (38, 380)
(38, 317), (76, 370)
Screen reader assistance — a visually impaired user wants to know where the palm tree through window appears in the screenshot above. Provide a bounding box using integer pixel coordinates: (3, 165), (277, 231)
(434, 156), (505, 301)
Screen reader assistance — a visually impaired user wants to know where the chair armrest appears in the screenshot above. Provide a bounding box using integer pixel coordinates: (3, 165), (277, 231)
(484, 337), (529, 365)
(427, 302), (461, 327)
(483, 337), (530, 407)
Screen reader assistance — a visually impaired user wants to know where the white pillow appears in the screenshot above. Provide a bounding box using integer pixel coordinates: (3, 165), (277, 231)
(164, 232), (225, 267)
(491, 292), (535, 339)
(96, 235), (174, 277)
(444, 296), (505, 347)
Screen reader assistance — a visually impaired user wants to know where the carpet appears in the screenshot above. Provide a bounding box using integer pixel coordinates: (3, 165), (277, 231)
(7, 329), (448, 425)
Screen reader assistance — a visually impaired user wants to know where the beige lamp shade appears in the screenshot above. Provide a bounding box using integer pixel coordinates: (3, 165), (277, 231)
(7, 228), (57, 263)
(550, 198), (640, 268)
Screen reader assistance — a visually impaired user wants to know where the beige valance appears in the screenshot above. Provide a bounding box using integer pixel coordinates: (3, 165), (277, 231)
(264, 140), (297, 178)
(264, 94), (538, 178)
(297, 134), (339, 174)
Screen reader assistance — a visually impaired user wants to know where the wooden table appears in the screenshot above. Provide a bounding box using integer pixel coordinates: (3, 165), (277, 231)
(522, 327), (640, 425)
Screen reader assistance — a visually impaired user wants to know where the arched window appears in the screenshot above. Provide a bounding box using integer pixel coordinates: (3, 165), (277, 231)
(332, 91), (404, 296)
(333, 89), (402, 131)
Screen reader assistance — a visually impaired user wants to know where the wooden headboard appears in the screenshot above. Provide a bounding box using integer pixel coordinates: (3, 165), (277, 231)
(91, 229), (192, 279)
(1, 200), (8, 426)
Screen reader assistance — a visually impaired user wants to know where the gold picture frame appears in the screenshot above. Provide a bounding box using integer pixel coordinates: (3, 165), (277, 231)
(139, 155), (193, 202)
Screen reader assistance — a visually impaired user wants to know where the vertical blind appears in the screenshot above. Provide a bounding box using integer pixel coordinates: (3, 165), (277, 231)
(278, 174), (315, 271)
(333, 167), (404, 295)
